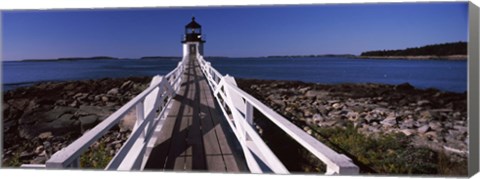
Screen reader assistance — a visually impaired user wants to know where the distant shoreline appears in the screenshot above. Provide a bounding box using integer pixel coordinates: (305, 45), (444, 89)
(12, 54), (468, 62)
(357, 55), (467, 60)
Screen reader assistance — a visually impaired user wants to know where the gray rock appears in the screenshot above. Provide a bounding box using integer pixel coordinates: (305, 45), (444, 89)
(19, 151), (35, 160)
(312, 114), (324, 123)
(400, 129), (416, 136)
(305, 90), (328, 98)
(428, 121), (442, 131)
(318, 120), (336, 127)
(102, 96), (109, 102)
(35, 146), (44, 154)
(107, 88), (120, 96)
(381, 116), (397, 127)
(346, 111), (359, 121)
(121, 80), (133, 90)
(30, 156), (47, 164)
(332, 103), (343, 110)
(453, 125), (468, 134)
(79, 115), (99, 131)
(417, 100), (430, 106)
(424, 131), (438, 140)
(417, 125), (430, 134)
(298, 87), (311, 94)
(76, 105), (113, 119)
(401, 118), (414, 129)
(38, 132), (53, 139)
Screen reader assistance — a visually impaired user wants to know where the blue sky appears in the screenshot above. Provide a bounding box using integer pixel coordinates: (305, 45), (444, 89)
(2, 2), (468, 61)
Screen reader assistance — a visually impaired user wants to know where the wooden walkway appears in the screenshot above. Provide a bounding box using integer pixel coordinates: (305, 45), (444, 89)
(144, 55), (246, 172)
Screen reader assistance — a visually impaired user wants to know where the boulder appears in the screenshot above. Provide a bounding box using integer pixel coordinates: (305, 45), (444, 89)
(79, 115), (99, 131)
(107, 88), (120, 96)
(380, 115), (397, 127)
(400, 129), (416, 136)
(428, 121), (442, 131)
(417, 125), (430, 134)
(38, 132), (53, 139)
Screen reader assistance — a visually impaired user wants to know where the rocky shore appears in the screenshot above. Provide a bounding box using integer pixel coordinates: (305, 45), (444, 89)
(235, 78), (468, 174)
(2, 76), (468, 174)
(2, 77), (151, 167)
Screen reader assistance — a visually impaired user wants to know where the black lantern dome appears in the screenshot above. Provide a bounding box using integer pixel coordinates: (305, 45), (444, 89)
(182, 17), (205, 43)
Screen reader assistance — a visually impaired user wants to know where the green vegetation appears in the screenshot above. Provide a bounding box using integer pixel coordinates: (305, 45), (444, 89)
(3, 151), (22, 167)
(80, 142), (112, 169)
(360, 42), (467, 57)
(308, 124), (467, 175)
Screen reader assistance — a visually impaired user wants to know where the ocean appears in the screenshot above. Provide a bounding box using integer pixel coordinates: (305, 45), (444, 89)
(2, 57), (467, 93)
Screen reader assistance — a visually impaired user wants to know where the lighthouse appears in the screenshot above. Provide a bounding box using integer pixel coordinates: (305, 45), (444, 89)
(182, 17), (206, 57)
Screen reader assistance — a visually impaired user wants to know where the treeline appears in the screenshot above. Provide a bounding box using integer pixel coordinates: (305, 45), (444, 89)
(266, 54), (356, 58)
(360, 42), (467, 57)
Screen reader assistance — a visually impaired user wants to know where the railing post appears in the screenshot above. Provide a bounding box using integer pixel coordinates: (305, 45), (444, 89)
(70, 158), (80, 168)
(245, 101), (254, 140)
(135, 101), (145, 139)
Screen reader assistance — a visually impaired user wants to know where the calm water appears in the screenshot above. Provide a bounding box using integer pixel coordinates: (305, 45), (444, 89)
(2, 57), (467, 92)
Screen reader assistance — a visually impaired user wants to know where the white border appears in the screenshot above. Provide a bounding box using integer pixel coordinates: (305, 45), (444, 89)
(1, 0), (478, 179)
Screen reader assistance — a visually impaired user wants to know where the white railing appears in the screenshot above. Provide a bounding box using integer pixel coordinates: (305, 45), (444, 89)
(196, 54), (359, 175)
(22, 57), (187, 170)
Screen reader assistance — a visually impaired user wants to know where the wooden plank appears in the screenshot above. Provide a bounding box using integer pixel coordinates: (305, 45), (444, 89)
(195, 59), (245, 172)
(169, 58), (194, 170)
(206, 156), (226, 172)
(223, 155), (240, 172)
(184, 58), (206, 170)
(145, 56), (246, 172)
(143, 65), (189, 170)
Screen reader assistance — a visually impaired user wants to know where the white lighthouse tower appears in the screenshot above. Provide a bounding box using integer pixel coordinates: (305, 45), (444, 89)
(182, 17), (206, 58)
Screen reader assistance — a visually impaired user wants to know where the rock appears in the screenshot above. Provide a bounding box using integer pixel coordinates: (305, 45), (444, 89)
(417, 100), (430, 106)
(35, 146), (45, 154)
(107, 88), (120, 96)
(419, 111), (435, 121)
(332, 103), (343, 110)
(372, 107), (389, 115)
(453, 125), (468, 135)
(381, 115), (397, 127)
(312, 113), (324, 123)
(346, 111), (359, 121)
(400, 129), (416, 136)
(69, 100), (78, 107)
(318, 120), (337, 127)
(38, 132), (53, 139)
(424, 131), (438, 140)
(121, 80), (133, 90)
(30, 156), (47, 164)
(401, 118), (414, 128)
(76, 105), (113, 119)
(395, 83), (414, 91)
(298, 87), (311, 94)
(428, 121), (442, 131)
(19, 151), (35, 160)
(417, 125), (430, 134)
(79, 115), (99, 131)
(73, 93), (88, 101)
(305, 90), (328, 98)
(101, 96), (109, 102)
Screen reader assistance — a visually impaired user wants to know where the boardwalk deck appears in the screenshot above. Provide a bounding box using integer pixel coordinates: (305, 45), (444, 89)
(144, 55), (246, 172)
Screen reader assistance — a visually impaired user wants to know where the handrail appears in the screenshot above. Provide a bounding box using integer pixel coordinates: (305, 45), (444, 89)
(196, 55), (359, 175)
(35, 57), (187, 169)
